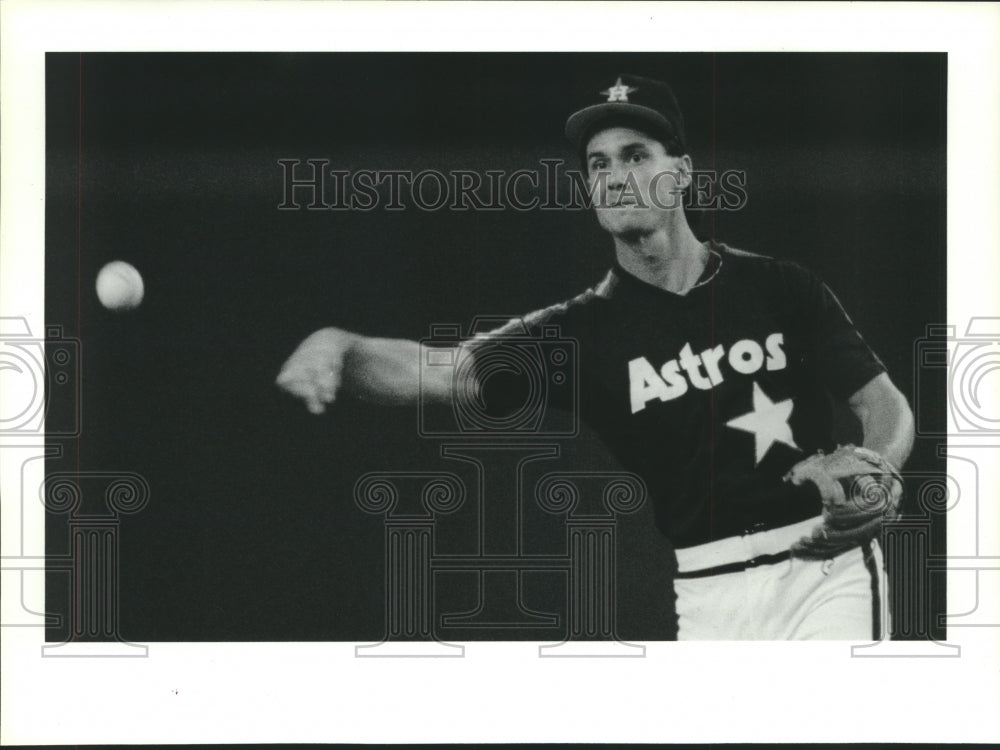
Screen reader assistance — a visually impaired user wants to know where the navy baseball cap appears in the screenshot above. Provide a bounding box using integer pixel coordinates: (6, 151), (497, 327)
(565, 74), (687, 155)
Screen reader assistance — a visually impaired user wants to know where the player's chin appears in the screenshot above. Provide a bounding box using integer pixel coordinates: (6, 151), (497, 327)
(595, 206), (657, 234)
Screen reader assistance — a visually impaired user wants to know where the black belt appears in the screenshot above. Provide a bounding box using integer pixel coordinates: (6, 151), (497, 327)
(674, 544), (857, 580)
(674, 550), (792, 579)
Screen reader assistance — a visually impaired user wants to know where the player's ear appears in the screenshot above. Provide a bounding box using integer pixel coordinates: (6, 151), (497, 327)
(674, 154), (693, 191)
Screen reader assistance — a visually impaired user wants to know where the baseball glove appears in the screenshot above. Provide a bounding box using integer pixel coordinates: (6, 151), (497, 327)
(783, 444), (903, 559)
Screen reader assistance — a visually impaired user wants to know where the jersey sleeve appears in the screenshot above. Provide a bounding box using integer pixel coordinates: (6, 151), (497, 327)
(786, 263), (888, 400)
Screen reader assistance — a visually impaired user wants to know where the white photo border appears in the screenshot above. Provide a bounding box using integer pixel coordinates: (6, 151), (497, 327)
(1, 1), (998, 745)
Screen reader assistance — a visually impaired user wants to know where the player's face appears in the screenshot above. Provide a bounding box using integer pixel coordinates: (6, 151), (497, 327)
(585, 126), (690, 237)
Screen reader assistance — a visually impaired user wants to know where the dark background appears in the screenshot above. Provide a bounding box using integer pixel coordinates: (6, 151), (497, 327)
(45, 52), (947, 641)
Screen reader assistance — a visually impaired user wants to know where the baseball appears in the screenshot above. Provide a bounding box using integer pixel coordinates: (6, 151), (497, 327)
(96, 261), (144, 310)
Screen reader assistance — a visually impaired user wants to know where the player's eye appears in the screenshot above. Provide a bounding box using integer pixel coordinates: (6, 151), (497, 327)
(590, 159), (608, 171)
(628, 152), (646, 164)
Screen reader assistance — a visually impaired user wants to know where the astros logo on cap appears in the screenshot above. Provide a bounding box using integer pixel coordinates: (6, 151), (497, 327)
(565, 74), (687, 154)
(601, 77), (638, 103)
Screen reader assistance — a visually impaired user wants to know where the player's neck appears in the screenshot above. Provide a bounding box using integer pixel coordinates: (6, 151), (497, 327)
(613, 221), (708, 295)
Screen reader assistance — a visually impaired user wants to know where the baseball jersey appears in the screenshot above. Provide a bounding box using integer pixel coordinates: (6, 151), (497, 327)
(474, 242), (887, 548)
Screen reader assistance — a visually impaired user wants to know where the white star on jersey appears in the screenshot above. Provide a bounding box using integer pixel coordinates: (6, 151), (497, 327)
(726, 381), (799, 465)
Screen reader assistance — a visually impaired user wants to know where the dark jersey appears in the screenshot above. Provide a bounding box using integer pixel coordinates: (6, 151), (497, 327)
(474, 243), (887, 548)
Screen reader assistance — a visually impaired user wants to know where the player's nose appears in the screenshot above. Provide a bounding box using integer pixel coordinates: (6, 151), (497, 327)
(606, 163), (628, 190)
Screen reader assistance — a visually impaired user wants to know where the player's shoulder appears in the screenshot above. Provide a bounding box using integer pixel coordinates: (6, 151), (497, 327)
(717, 240), (791, 269)
(473, 271), (613, 340)
(528, 272), (614, 322)
(716, 241), (820, 286)
(518, 273), (613, 331)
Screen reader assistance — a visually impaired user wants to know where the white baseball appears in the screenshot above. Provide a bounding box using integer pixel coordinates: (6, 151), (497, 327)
(96, 261), (144, 311)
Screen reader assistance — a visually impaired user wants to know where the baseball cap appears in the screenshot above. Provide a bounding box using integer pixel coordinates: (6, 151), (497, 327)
(565, 74), (687, 155)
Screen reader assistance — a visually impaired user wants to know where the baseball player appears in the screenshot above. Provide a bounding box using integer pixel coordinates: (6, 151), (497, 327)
(276, 74), (915, 640)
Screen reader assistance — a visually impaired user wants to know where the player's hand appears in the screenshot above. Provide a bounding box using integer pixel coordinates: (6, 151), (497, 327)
(275, 327), (357, 415)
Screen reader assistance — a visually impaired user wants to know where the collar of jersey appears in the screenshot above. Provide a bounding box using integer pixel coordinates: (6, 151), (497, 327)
(603, 243), (723, 300)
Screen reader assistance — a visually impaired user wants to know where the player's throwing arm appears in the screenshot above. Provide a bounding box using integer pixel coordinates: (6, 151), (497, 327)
(275, 327), (458, 413)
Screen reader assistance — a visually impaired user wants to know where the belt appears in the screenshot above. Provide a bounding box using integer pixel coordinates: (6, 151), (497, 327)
(674, 516), (836, 580)
(674, 550), (795, 579)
